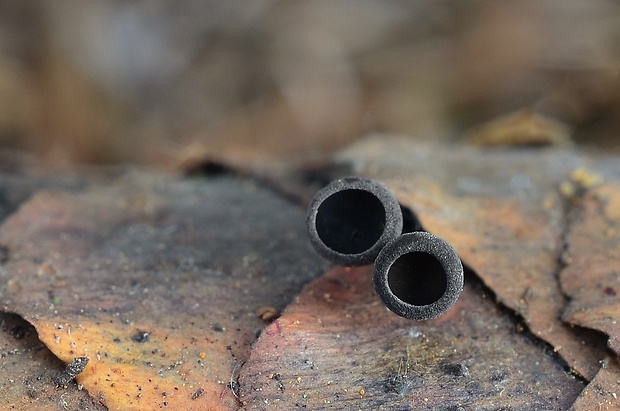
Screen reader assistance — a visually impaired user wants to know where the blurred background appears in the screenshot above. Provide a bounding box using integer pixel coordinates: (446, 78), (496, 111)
(0, 0), (619, 168)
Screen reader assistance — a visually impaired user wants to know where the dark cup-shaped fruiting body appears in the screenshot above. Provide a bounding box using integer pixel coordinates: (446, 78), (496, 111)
(373, 232), (464, 320)
(306, 176), (403, 266)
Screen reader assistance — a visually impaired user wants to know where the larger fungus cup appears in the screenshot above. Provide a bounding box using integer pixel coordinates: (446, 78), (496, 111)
(306, 177), (403, 266)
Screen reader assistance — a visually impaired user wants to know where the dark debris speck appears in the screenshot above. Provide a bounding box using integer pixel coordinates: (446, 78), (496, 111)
(440, 362), (470, 378)
(55, 357), (89, 387)
(490, 370), (509, 383)
(9, 325), (25, 339)
(0, 244), (9, 263)
(131, 330), (150, 343)
(191, 388), (204, 400)
(383, 371), (414, 395)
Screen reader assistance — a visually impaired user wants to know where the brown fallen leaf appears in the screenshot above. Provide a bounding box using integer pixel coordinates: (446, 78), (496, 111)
(560, 183), (620, 355)
(569, 355), (620, 411)
(336, 135), (608, 380)
(2, 137), (618, 409)
(0, 312), (106, 411)
(0, 172), (327, 411)
(239, 266), (585, 409)
(464, 109), (572, 146)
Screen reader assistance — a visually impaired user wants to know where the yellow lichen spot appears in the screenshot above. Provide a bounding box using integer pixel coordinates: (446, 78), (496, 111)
(560, 168), (603, 200)
(559, 181), (575, 198)
(296, 377), (302, 383)
(542, 196), (555, 210)
(359, 388), (366, 397)
(571, 167), (601, 189)
(198, 352), (206, 359)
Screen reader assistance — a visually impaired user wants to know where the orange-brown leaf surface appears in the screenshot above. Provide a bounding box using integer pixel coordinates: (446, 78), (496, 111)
(560, 183), (620, 355)
(569, 355), (620, 411)
(0, 172), (326, 410)
(1, 137), (619, 410)
(0, 312), (106, 411)
(239, 266), (584, 409)
(337, 136), (611, 380)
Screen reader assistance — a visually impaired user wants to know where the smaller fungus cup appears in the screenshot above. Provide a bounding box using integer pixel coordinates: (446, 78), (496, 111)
(306, 177), (403, 266)
(373, 232), (464, 320)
